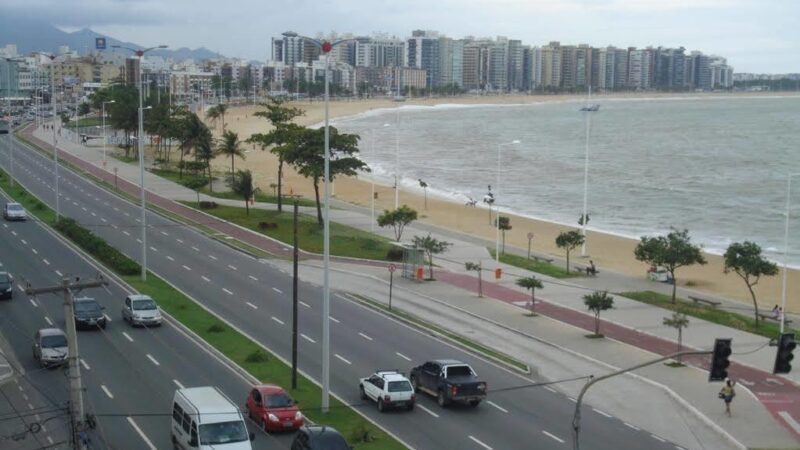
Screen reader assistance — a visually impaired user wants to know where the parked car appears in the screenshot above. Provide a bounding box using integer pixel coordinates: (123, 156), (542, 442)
(410, 359), (487, 407)
(290, 426), (350, 450)
(172, 386), (254, 450)
(121, 294), (163, 327)
(32, 328), (68, 367)
(73, 297), (106, 329)
(0, 272), (14, 299)
(359, 370), (415, 412)
(244, 384), (304, 432)
(3, 202), (27, 221)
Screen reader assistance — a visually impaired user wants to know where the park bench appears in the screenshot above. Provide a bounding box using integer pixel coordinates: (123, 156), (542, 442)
(574, 264), (600, 277)
(688, 295), (722, 308)
(532, 255), (554, 264)
(758, 313), (793, 325)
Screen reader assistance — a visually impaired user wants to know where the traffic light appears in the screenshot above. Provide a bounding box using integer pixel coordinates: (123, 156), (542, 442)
(773, 333), (796, 374)
(709, 338), (732, 382)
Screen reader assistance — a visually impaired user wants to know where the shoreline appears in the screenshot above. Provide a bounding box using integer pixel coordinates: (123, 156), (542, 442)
(208, 91), (800, 312)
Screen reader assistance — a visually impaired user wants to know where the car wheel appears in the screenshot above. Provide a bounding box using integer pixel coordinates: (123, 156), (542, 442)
(410, 376), (419, 393)
(377, 398), (385, 412)
(469, 400), (481, 408)
(407, 402), (415, 411)
(437, 391), (449, 408)
(359, 385), (367, 400)
(100, 321), (107, 330)
(262, 419), (270, 433)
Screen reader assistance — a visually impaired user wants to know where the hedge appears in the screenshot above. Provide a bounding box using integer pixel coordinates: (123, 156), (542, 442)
(54, 218), (141, 275)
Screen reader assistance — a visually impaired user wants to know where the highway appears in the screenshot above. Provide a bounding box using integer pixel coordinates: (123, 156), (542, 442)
(0, 132), (681, 450)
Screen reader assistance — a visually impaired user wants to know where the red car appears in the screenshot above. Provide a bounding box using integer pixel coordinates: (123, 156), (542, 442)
(245, 385), (304, 432)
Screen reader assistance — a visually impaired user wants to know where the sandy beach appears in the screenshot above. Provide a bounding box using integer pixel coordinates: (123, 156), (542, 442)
(205, 92), (800, 313)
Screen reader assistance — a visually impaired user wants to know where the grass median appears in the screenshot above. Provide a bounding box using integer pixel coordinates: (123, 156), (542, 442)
(489, 249), (577, 279)
(0, 168), (406, 449)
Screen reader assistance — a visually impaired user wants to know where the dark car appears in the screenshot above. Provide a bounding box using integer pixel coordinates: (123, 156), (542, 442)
(73, 297), (107, 329)
(291, 426), (351, 450)
(410, 359), (487, 407)
(0, 272), (14, 299)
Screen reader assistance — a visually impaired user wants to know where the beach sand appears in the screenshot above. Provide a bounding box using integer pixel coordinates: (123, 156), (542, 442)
(206, 93), (800, 313)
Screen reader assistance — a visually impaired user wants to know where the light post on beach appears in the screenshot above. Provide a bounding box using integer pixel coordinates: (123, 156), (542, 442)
(368, 123), (391, 232)
(34, 52), (61, 219)
(496, 140), (521, 265)
(3, 57), (25, 188)
(101, 100), (115, 168)
(112, 44), (168, 281)
(291, 32), (356, 413)
(780, 172), (800, 333)
(580, 105), (596, 257)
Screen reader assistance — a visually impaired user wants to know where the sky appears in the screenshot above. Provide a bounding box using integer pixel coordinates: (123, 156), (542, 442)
(4, 0), (799, 73)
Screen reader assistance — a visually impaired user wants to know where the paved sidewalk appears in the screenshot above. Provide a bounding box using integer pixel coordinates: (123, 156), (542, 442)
(25, 123), (800, 447)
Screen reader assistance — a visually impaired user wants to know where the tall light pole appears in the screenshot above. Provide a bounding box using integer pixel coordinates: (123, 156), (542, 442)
(35, 52), (61, 219)
(395, 107), (400, 208)
(368, 123), (391, 232)
(781, 173), (800, 333)
(3, 57), (24, 187)
(101, 100), (115, 168)
(580, 88), (598, 257)
(496, 140), (520, 265)
(292, 32), (355, 413)
(113, 44), (168, 281)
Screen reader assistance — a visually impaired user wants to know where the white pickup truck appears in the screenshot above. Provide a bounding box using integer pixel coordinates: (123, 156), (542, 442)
(359, 370), (416, 412)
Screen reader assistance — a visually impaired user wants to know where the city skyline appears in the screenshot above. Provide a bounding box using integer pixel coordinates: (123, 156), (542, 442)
(2, 0), (798, 73)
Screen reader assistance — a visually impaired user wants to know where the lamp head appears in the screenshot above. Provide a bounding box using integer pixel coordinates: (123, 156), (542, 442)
(321, 41), (333, 53)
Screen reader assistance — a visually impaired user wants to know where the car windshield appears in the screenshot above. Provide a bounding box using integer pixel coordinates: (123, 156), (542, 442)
(0, 273), (10, 283)
(41, 335), (67, 348)
(74, 301), (101, 313)
(265, 392), (294, 408)
(314, 432), (350, 450)
(199, 421), (248, 445)
(388, 381), (413, 392)
(7, 204), (22, 212)
(446, 366), (473, 377)
(132, 299), (157, 310)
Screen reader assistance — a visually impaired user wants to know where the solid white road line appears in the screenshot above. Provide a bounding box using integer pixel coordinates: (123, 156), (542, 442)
(127, 417), (157, 450)
(542, 430), (564, 444)
(272, 287), (282, 294)
(173, 379), (185, 389)
(487, 401), (508, 413)
(468, 435), (493, 450)
(593, 408), (612, 418)
(246, 302), (258, 310)
(122, 332), (134, 342)
(624, 422), (640, 431)
(651, 434), (666, 443)
(80, 359), (90, 370)
(44, 316), (53, 326)
(358, 332), (373, 341)
(222, 288), (233, 295)
(334, 354), (352, 365)
(101, 385), (114, 399)
(395, 352), (412, 361)
(271, 316), (285, 325)
(301, 334), (316, 344)
(417, 404), (439, 418)
(146, 354), (160, 366)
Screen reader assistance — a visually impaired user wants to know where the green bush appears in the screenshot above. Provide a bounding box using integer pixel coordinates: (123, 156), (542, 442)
(180, 177), (209, 190)
(54, 218), (140, 275)
(386, 247), (404, 261)
(245, 350), (269, 363)
(207, 323), (226, 333)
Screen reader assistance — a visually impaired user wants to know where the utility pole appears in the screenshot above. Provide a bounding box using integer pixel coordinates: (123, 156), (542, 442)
(25, 276), (107, 450)
(291, 201), (299, 389)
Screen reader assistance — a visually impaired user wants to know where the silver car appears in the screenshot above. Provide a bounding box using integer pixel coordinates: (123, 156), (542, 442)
(122, 295), (163, 327)
(3, 203), (27, 221)
(33, 328), (68, 368)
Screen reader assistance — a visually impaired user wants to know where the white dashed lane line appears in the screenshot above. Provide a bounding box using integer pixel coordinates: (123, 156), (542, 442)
(417, 404), (439, 418)
(101, 385), (114, 399)
(650, 435), (666, 443)
(593, 408), (612, 418)
(272, 287), (282, 294)
(487, 401), (508, 413)
(334, 354), (352, 365)
(44, 316), (53, 326)
(29, 298), (37, 308)
(55, 270), (63, 277)
(358, 332), (373, 341)
(468, 435), (493, 450)
(300, 334), (315, 343)
(222, 288), (233, 295)
(246, 302), (258, 310)
(624, 423), (640, 431)
(42, 259), (49, 265)
(201, 276), (210, 282)
(208, 254), (217, 260)
(80, 359), (90, 370)
(395, 352), (411, 361)
(227, 264), (237, 270)
(271, 316), (284, 325)
(122, 332), (134, 343)
(299, 301), (311, 309)
(329, 316), (340, 323)
(542, 430), (564, 444)
(166, 256), (175, 261)
(183, 265), (192, 271)
(248, 275), (258, 281)
(173, 379), (185, 389)
(127, 417), (157, 450)
(146, 354), (160, 366)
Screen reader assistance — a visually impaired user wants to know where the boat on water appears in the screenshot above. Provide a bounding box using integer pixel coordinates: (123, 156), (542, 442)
(580, 104), (600, 112)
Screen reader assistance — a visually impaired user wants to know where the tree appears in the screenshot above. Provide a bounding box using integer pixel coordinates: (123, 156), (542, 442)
(663, 312), (689, 363)
(634, 228), (707, 304)
(412, 233), (451, 280)
(555, 230), (585, 273)
(465, 262), (483, 297)
(206, 103), (228, 133)
(497, 216), (512, 255)
(227, 170), (258, 215)
(248, 97), (304, 212)
(516, 276), (543, 316)
(583, 291), (614, 337)
(194, 131), (216, 191)
(173, 111), (212, 179)
(78, 102), (91, 116)
(377, 205), (418, 242)
(724, 241), (779, 328)
(217, 130), (245, 178)
(284, 126), (368, 226)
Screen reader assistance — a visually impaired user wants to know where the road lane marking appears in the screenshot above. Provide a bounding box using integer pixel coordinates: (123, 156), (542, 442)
(299, 301), (311, 308)
(468, 435), (492, 450)
(55, 270), (63, 276)
(329, 316), (340, 323)
(417, 404), (439, 417)
(176, 239), (183, 244)
(222, 288), (233, 295)
(166, 256), (174, 261)
(227, 264), (237, 270)
(593, 408), (612, 418)
(122, 332), (134, 342)
(301, 334), (316, 343)
(358, 332), (373, 341)
(248, 275), (258, 281)
(29, 298), (37, 307)
(91, 212), (96, 217)
(103, 314), (112, 322)
(568, 397), (577, 403)
(487, 401), (508, 413)
(246, 302), (258, 310)
(542, 431), (564, 444)
(183, 265), (192, 271)
(44, 316), (53, 326)
(31, 249), (37, 254)
(10, 231), (16, 236)
(80, 359), (90, 370)
(271, 316), (284, 325)
(545, 387), (557, 393)
(778, 411), (800, 434)
(136, 239), (142, 243)
(395, 352), (411, 361)
(100, 218), (107, 223)
(334, 354), (351, 365)
(209, 255), (218, 260)
(160, 231), (168, 236)
(173, 379), (185, 389)
(146, 354), (160, 366)
(127, 417), (157, 450)
(149, 246), (157, 252)
(20, 239), (26, 245)
(192, 246), (199, 251)
(651, 434), (666, 442)
(42, 259), (49, 265)
(101, 385), (114, 399)
(201, 276), (210, 282)
(272, 287), (282, 294)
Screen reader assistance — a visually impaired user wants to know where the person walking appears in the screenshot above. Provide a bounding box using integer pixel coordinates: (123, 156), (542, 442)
(719, 378), (736, 417)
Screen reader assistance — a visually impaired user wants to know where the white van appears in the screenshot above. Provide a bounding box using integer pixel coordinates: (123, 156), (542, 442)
(171, 386), (254, 450)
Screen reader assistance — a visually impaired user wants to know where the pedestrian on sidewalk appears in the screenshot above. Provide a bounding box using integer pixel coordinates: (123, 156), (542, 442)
(719, 378), (736, 417)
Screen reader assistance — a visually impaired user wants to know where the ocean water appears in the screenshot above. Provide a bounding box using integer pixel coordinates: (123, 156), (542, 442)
(334, 96), (800, 266)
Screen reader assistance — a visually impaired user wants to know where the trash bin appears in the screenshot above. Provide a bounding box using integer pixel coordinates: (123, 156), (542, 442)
(495, 268), (502, 280)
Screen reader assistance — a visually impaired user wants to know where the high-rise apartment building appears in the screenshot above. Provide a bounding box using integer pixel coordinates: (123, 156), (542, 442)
(488, 37), (509, 91)
(507, 39), (524, 91)
(406, 30), (441, 88)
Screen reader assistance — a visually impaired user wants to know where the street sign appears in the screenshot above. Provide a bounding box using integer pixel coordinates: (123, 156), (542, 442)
(527, 232), (534, 240)
(95, 38), (106, 50)
(388, 264), (396, 273)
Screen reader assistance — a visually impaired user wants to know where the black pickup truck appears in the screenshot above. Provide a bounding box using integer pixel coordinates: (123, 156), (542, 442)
(409, 359), (487, 407)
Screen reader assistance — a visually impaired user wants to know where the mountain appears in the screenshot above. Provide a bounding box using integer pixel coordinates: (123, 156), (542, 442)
(0, 15), (223, 62)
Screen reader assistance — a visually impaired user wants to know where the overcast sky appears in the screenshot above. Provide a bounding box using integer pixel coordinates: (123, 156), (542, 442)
(5, 0), (799, 72)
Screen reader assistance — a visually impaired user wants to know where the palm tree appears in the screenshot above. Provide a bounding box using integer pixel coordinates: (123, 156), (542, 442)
(516, 276), (544, 316)
(195, 132), (216, 191)
(174, 111), (211, 179)
(206, 103), (228, 133)
(217, 130), (245, 179)
(228, 170), (258, 215)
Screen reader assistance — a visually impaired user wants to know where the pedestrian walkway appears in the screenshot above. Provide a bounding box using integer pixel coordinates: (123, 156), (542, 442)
(24, 123), (800, 447)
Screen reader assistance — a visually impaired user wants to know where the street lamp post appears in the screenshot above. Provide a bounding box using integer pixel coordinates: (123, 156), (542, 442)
(580, 90), (597, 257)
(395, 108), (400, 208)
(35, 53), (61, 218)
(113, 44), (168, 281)
(101, 100), (115, 168)
(4, 57), (24, 187)
(496, 140), (520, 265)
(368, 123), (391, 233)
(781, 173), (800, 333)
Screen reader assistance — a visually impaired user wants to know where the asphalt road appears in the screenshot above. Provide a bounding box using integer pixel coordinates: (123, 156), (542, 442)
(0, 133), (682, 450)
